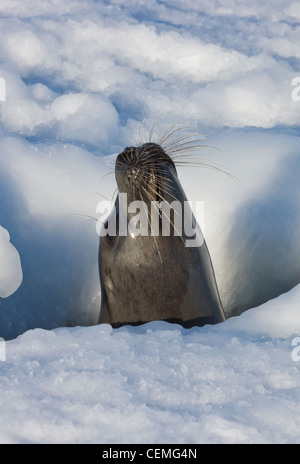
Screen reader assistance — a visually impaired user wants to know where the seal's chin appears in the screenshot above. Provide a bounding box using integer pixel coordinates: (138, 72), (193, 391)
(115, 142), (177, 200)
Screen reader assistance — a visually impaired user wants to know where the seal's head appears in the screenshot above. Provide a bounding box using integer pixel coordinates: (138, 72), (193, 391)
(115, 142), (177, 204)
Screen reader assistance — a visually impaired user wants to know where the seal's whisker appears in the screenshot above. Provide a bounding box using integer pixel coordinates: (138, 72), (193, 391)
(94, 191), (113, 202)
(147, 181), (177, 201)
(176, 161), (236, 179)
(162, 136), (205, 149)
(138, 164), (175, 179)
(149, 122), (159, 143)
(147, 176), (177, 196)
(101, 170), (115, 182)
(166, 144), (216, 154)
(139, 157), (170, 165)
(144, 183), (183, 221)
(140, 184), (184, 243)
(160, 131), (202, 149)
(156, 125), (230, 177)
(137, 126), (150, 146)
(170, 152), (215, 160)
(171, 157), (218, 166)
(104, 159), (117, 167)
(112, 187), (118, 199)
(156, 124), (178, 145)
(139, 186), (164, 264)
(71, 213), (98, 223)
(157, 123), (191, 145)
(138, 170), (177, 192)
(137, 146), (163, 159)
(115, 159), (125, 166)
(150, 174), (175, 189)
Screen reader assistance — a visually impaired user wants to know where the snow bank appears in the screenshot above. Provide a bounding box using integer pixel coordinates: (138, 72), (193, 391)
(0, 1), (299, 130)
(220, 284), (300, 339)
(1, 286), (300, 444)
(1, 127), (300, 339)
(0, 226), (22, 298)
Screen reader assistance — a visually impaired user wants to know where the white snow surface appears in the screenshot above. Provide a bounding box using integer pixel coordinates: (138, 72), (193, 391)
(1, 286), (300, 444)
(0, 0), (300, 444)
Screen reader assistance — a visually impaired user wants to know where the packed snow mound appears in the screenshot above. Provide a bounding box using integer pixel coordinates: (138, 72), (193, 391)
(0, 226), (22, 298)
(1, 285), (300, 444)
(219, 284), (300, 339)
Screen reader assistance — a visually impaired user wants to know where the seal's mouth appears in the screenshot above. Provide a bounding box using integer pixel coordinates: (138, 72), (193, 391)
(115, 143), (177, 202)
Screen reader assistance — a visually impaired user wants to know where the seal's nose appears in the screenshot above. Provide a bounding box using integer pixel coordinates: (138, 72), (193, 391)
(115, 147), (141, 191)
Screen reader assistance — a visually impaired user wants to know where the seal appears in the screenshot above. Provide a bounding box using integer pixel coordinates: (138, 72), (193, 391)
(98, 134), (225, 328)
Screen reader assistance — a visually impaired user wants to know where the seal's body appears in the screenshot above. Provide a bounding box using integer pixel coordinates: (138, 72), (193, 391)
(98, 142), (225, 328)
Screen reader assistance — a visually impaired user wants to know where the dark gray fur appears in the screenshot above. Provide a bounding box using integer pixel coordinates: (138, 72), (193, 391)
(98, 143), (225, 328)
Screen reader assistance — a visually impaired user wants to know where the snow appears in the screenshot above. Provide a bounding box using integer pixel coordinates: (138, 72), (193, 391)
(0, 226), (22, 298)
(0, 0), (300, 444)
(1, 288), (300, 444)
